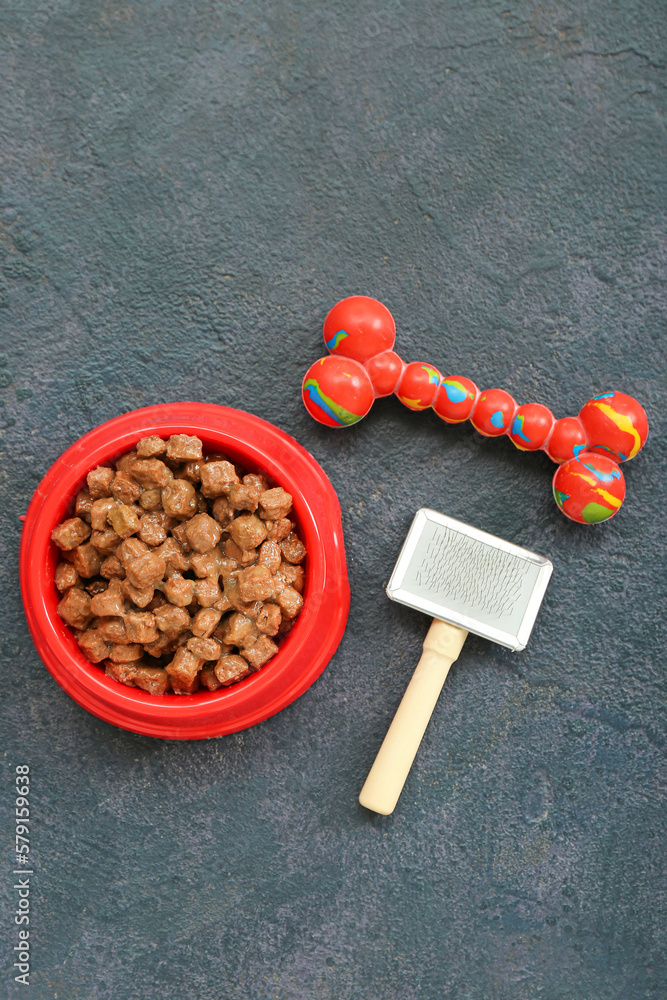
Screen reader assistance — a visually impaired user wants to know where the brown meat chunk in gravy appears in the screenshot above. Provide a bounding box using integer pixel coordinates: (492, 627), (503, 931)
(211, 496), (234, 527)
(108, 643), (144, 663)
(139, 488), (162, 511)
(214, 654), (251, 686)
(155, 538), (190, 574)
(166, 435), (203, 462)
(259, 488), (293, 521)
(173, 628), (193, 649)
(115, 450), (138, 473)
(124, 611), (160, 644)
(133, 664), (169, 695)
(143, 632), (175, 658)
(243, 635), (279, 670)
(117, 537), (149, 566)
(57, 588), (93, 629)
(224, 538), (257, 566)
(222, 574), (259, 615)
(125, 552), (166, 589)
(138, 512), (168, 547)
(153, 510), (175, 531)
(89, 498), (118, 531)
(276, 585), (304, 620)
(75, 490), (94, 521)
(185, 513), (222, 553)
(110, 471), (143, 505)
(199, 460), (239, 498)
(194, 577), (222, 608)
(218, 557), (239, 584)
(227, 481), (261, 512)
(229, 514), (267, 551)
(100, 555), (125, 580)
(161, 480), (197, 519)
(55, 561), (82, 592)
(94, 616), (130, 644)
(108, 504), (140, 539)
(237, 565), (276, 602)
(90, 528), (122, 555)
(129, 458), (172, 490)
(170, 522), (191, 550)
(279, 562), (305, 593)
(213, 594), (232, 615)
(257, 540), (281, 574)
(104, 661), (137, 686)
(180, 460), (203, 483)
(191, 608), (221, 639)
(77, 629), (110, 664)
(154, 603), (191, 638)
(87, 466), (115, 499)
(200, 665), (223, 691)
(189, 546), (223, 579)
(243, 473), (270, 493)
(211, 623), (233, 648)
(170, 674), (201, 694)
(280, 532), (307, 565)
(255, 603), (282, 636)
(121, 579), (155, 609)
(166, 647), (204, 684)
(51, 518), (91, 551)
(162, 574), (196, 608)
(90, 579), (127, 617)
(71, 544), (102, 579)
(222, 612), (255, 646)
(136, 435), (167, 458)
(265, 518), (293, 542)
(187, 636), (222, 661)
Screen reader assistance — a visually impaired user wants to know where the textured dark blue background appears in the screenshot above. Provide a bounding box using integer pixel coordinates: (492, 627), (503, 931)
(1, 2), (665, 998)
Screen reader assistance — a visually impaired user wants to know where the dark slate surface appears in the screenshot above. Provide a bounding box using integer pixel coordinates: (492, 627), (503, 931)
(1, 2), (665, 998)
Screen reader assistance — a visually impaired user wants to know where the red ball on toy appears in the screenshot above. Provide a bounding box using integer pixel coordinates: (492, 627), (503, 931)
(508, 403), (554, 451)
(322, 295), (396, 364)
(433, 376), (478, 424)
(302, 355), (374, 428)
(578, 390), (648, 462)
(471, 389), (516, 437)
(396, 362), (442, 411)
(545, 416), (588, 463)
(553, 452), (626, 524)
(364, 350), (404, 397)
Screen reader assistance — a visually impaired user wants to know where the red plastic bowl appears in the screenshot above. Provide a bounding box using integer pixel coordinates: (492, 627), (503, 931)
(19, 403), (349, 739)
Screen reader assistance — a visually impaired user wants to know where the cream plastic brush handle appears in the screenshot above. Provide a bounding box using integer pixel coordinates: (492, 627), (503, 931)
(359, 619), (468, 815)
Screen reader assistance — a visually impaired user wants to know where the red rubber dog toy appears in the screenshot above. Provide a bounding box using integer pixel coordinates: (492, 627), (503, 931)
(302, 296), (648, 524)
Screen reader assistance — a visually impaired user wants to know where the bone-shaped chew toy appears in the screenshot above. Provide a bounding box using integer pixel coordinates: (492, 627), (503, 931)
(301, 296), (649, 524)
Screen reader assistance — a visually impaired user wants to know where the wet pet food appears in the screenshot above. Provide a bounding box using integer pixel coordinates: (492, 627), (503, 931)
(52, 435), (305, 695)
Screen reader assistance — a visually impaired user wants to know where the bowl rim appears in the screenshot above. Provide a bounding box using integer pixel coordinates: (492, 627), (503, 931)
(20, 402), (350, 739)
